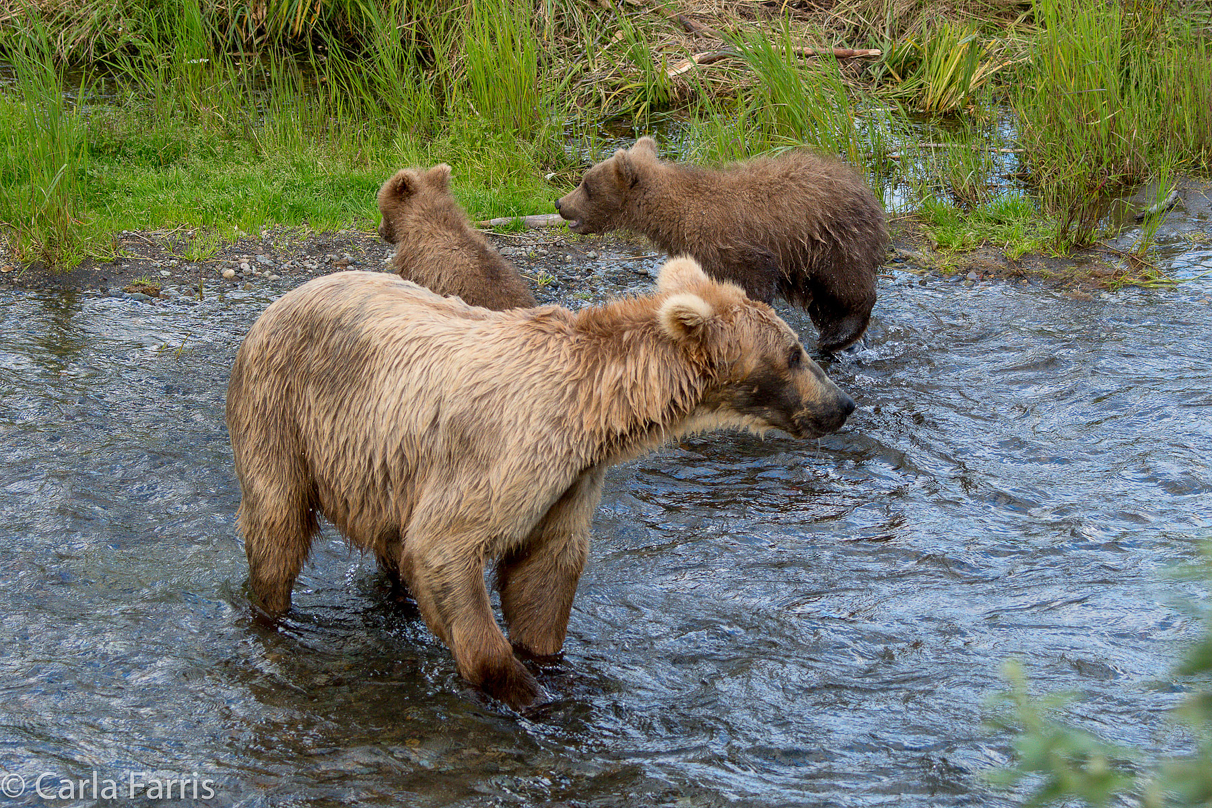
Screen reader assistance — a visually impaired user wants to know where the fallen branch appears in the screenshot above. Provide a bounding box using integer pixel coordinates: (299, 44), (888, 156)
(666, 45), (881, 78)
(476, 213), (566, 230)
(885, 144), (1025, 160)
(793, 46), (883, 58)
(673, 12), (724, 40)
(666, 49), (738, 78)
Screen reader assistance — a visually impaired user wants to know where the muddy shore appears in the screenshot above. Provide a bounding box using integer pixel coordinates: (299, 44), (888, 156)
(0, 220), (1121, 306)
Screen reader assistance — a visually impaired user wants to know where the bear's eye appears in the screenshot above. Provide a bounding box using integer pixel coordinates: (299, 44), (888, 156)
(787, 347), (803, 369)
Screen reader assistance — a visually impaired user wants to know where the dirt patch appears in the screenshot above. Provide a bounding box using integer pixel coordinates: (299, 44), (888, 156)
(0, 226), (667, 305)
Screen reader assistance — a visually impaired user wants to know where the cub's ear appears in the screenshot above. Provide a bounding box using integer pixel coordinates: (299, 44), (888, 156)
(659, 292), (714, 343)
(611, 148), (639, 187)
(630, 136), (658, 159)
(379, 168), (418, 202)
(657, 256), (711, 294)
(425, 163), (452, 189)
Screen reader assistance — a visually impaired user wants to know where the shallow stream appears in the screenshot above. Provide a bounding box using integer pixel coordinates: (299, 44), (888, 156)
(1, 232), (1211, 807)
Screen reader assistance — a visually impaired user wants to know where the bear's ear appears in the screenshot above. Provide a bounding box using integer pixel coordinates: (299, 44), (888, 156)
(425, 163), (452, 190)
(611, 148), (639, 188)
(382, 169), (416, 201)
(659, 292), (715, 343)
(630, 136), (658, 159)
(657, 256), (711, 294)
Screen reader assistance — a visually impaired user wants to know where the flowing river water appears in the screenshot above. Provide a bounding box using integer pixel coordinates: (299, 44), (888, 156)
(1, 227), (1210, 807)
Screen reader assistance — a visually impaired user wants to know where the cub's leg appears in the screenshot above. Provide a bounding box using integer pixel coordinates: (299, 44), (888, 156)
(497, 466), (607, 658)
(805, 262), (877, 353)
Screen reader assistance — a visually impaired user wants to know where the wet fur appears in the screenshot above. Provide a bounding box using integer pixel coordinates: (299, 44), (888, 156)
(555, 138), (888, 351)
(226, 259), (854, 709)
(378, 164), (536, 310)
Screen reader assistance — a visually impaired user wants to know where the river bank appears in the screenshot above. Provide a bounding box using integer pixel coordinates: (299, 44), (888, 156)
(2, 195), (1208, 305)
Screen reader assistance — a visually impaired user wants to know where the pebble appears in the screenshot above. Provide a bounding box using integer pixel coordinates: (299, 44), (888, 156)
(239, 261), (251, 272)
(222, 268), (236, 280)
(268, 274), (280, 281)
(966, 271), (979, 282)
(587, 251), (598, 260)
(255, 254), (271, 265)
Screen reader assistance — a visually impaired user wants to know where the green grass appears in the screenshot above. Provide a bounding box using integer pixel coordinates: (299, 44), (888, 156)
(917, 195), (1048, 260)
(0, 0), (575, 267)
(878, 21), (1014, 114)
(1, 0), (1211, 272)
(0, 13), (89, 268)
(1013, 0), (1212, 251)
(79, 107), (559, 237)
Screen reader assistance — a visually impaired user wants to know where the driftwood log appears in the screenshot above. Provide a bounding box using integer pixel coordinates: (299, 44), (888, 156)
(476, 213), (566, 230)
(666, 46), (881, 78)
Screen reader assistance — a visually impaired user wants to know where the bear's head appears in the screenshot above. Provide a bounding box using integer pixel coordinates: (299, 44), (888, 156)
(656, 257), (855, 439)
(377, 164), (454, 244)
(555, 137), (659, 234)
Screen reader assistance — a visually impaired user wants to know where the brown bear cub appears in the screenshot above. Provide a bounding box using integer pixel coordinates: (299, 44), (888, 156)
(226, 258), (854, 710)
(555, 137), (888, 352)
(377, 163), (536, 310)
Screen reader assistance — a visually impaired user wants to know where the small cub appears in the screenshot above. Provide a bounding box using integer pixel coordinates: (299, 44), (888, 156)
(555, 138), (888, 351)
(378, 164), (536, 310)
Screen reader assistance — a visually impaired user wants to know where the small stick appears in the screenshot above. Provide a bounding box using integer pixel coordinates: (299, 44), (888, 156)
(475, 213), (566, 230)
(667, 45), (881, 78)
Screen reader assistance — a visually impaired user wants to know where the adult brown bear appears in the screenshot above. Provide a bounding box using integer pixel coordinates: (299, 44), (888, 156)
(226, 258), (855, 708)
(555, 138), (888, 351)
(377, 163), (536, 310)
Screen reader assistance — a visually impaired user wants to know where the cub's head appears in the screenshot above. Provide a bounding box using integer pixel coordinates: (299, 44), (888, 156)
(657, 257), (855, 439)
(555, 137), (658, 234)
(376, 164), (454, 244)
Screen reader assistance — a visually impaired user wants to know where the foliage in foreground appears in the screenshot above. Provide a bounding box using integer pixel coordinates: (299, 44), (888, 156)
(990, 545), (1212, 807)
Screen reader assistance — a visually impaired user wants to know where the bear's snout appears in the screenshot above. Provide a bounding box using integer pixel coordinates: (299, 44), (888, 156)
(793, 390), (855, 438)
(839, 392), (856, 419)
(554, 198), (562, 213)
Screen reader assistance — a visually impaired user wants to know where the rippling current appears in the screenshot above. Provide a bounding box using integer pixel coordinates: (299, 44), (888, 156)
(1, 239), (1210, 807)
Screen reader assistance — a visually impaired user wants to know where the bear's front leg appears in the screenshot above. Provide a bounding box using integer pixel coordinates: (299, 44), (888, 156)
(804, 268), (876, 353)
(497, 466), (606, 658)
(405, 534), (540, 709)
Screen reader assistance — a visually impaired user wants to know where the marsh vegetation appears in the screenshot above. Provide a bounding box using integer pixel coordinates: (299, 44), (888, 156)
(0, 0), (1209, 270)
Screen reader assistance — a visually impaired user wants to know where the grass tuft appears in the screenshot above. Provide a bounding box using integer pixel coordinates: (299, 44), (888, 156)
(0, 12), (89, 269)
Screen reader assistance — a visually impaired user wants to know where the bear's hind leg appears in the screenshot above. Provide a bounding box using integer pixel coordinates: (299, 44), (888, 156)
(497, 466), (605, 658)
